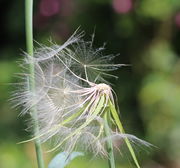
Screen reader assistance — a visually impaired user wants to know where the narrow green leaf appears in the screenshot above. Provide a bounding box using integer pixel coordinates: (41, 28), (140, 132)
(109, 100), (141, 168)
(61, 102), (89, 125)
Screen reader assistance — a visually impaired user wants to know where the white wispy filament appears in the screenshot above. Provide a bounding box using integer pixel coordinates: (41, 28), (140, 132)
(12, 30), (151, 167)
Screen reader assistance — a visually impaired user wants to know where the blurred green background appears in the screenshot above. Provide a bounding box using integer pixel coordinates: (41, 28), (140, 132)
(0, 0), (180, 167)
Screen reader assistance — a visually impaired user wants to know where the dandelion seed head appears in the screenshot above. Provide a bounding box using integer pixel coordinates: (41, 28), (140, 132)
(13, 30), (150, 159)
(94, 83), (111, 95)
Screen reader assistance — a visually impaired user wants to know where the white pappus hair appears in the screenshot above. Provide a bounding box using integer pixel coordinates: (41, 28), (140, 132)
(12, 30), (151, 158)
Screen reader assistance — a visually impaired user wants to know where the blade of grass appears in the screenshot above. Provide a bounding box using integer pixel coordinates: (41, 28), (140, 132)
(109, 100), (141, 168)
(25, 0), (44, 167)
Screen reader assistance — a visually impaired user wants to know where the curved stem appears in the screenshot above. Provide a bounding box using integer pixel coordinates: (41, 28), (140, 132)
(25, 0), (45, 167)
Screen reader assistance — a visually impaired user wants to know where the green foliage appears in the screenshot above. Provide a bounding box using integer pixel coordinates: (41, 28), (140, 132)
(139, 39), (180, 162)
(0, 142), (33, 168)
(138, 0), (180, 20)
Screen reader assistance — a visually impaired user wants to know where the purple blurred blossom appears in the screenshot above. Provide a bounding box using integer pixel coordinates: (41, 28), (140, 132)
(175, 13), (180, 28)
(112, 0), (133, 14)
(40, 0), (61, 17)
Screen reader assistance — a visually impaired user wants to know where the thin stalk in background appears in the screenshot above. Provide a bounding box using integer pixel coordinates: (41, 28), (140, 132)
(25, 0), (45, 167)
(104, 112), (116, 168)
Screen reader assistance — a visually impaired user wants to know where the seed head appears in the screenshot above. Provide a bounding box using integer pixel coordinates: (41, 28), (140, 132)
(12, 30), (151, 164)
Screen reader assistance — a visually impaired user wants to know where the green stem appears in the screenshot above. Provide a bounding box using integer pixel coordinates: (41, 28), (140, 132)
(104, 112), (116, 168)
(25, 0), (45, 167)
(109, 100), (140, 168)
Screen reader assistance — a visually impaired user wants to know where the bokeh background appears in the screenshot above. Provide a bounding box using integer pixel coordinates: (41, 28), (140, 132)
(0, 0), (180, 167)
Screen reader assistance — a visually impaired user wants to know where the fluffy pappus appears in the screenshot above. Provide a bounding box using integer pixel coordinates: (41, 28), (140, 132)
(12, 30), (151, 167)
